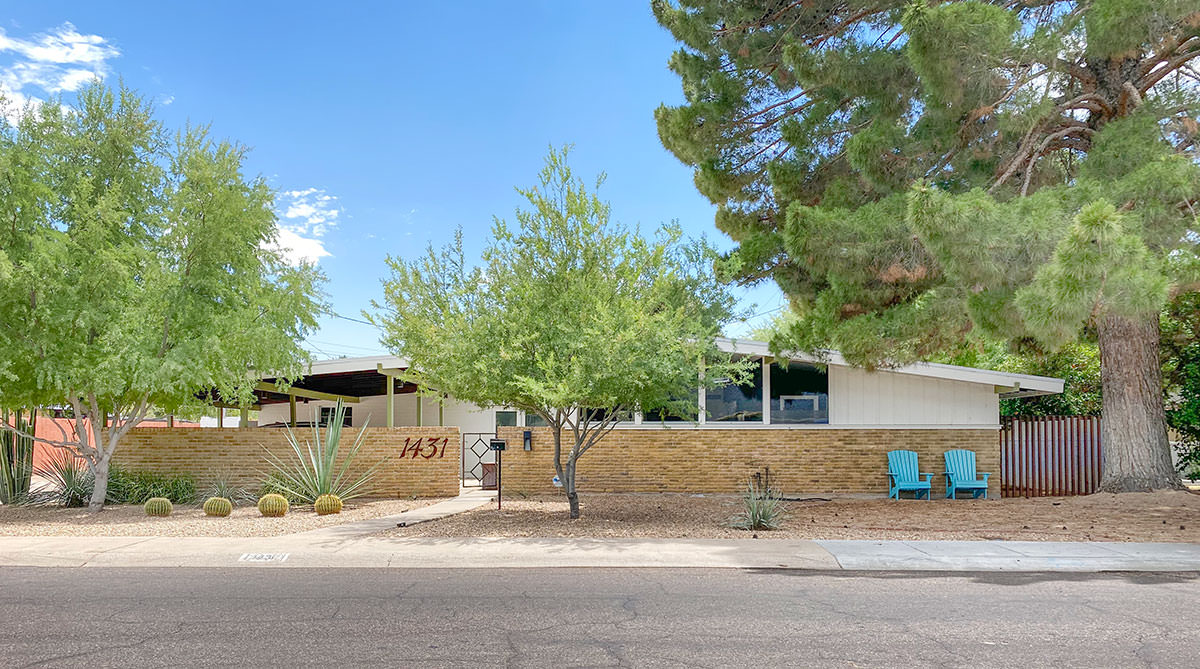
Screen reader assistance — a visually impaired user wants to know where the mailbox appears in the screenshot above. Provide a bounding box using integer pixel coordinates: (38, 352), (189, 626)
(489, 438), (507, 452)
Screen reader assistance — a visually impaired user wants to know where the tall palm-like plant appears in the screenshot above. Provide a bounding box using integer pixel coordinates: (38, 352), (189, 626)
(261, 400), (384, 503)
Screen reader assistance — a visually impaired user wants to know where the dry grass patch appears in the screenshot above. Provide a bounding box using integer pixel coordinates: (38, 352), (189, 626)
(392, 490), (1200, 542)
(0, 497), (447, 537)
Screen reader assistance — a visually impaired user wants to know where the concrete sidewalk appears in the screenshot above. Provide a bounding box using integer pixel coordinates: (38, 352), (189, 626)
(1, 534), (1198, 571)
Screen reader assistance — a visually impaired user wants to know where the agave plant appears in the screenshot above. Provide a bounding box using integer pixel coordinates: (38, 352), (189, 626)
(260, 400), (384, 504)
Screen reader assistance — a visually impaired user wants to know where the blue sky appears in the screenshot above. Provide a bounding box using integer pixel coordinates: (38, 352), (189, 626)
(2, 2), (785, 358)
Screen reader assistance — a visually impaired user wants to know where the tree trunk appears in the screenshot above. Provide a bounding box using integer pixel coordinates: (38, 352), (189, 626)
(563, 458), (580, 519)
(1096, 314), (1179, 492)
(88, 457), (109, 512)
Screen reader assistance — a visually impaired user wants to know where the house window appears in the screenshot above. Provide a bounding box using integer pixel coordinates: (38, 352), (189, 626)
(704, 363), (763, 422)
(319, 406), (352, 427)
(495, 410), (517, 428)
(524, 412), (548, 427)
(642, 404), (686, 422)
(586, 407), (634, 423)
(770, 362), (828, 424)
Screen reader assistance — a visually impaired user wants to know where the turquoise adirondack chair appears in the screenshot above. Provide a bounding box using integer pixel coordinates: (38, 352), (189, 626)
(886, 450), (933, 500)
(943, 449), (991, 499)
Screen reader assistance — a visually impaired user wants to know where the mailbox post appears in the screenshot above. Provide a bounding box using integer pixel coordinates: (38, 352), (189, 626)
(489, 438), (506, 510)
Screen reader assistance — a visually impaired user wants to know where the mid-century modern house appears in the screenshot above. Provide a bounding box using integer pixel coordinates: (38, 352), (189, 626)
(118, 337), (1062, 498)
(252, 338), (1062, 431)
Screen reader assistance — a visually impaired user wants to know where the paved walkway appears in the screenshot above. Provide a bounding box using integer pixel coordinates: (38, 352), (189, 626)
(1, 534), (1198, 571)
(285, 487), (495, 541)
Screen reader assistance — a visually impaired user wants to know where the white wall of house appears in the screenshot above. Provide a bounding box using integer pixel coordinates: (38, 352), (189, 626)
(828, 366), (999, 427)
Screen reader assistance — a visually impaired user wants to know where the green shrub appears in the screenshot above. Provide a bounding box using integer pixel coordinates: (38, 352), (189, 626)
(107, 467), (196, 505)
(260, 400), (384, 504)
(727, 481), (787, 531)
(259, 472), (305, 505)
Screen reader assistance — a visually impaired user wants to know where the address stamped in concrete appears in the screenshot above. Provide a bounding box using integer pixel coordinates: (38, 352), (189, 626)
(238, 552), (290, 563)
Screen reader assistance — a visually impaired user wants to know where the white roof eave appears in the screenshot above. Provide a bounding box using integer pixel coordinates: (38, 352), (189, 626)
(715, 337), (1064, 395)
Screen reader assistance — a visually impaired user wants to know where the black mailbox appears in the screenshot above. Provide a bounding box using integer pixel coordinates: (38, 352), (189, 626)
(489, 438), (507, 452)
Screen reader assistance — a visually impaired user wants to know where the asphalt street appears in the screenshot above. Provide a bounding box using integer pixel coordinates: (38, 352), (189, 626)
(0, 567), (1196, 668)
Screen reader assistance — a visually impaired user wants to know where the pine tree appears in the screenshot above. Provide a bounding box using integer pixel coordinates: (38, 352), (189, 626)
(654, 0), (1200, 491)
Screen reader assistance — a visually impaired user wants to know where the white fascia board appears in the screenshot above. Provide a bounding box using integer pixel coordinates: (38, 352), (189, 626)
(289, 354), (409, 377)
(715, 336), (1064, 395)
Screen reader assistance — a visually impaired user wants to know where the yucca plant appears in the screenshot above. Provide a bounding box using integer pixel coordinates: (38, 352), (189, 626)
(31, 450), (94, 508)
(0, 409), (36, 504)
(260, 400), (384, 504)
(728, 480), (787, 531)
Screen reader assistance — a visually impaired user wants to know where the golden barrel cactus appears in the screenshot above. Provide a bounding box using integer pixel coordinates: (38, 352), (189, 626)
(257, 493), (289, 517)
(202, 496), (233, 517)
(313, 494), (343, 515)
(143, 497), (173, 517)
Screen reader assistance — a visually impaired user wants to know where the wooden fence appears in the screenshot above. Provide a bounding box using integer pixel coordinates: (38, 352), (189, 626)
(1000, 415), (1103, 497)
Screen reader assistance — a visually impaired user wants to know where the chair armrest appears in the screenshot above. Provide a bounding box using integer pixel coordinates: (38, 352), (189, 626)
(920, 473), (934, 482)
(886, 472), (897, 481)
(980, 472), (991, 482)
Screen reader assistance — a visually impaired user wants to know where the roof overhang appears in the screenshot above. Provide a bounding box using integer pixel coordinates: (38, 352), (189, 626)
(715, 337), (1064, 399)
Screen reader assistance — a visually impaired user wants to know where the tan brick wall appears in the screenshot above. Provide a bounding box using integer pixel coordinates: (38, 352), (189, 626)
(116, 427), (461, 498)
(495, 427), (1000, 498)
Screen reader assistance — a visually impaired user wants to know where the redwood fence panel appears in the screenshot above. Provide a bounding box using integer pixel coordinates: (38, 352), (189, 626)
(1001, 415), (1103, 497)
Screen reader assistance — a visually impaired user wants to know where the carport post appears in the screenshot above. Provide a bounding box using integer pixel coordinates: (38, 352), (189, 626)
(386, 376), (394, 428)
(416, 396), (423, 426)
(289, 394), (297, 427)
(240, 405), (249, 428)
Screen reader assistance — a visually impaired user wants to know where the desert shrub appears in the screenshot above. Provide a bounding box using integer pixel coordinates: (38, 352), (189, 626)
(261, 400), (384, 504)
(30, 451), (93, 507)
(728, 481), (787, 531)
(259, 472), (305, 505)
(107, 467), (196, 505)
(200, 473), (255, 506)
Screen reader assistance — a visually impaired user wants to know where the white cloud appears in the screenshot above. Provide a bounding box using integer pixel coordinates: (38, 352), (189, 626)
(159, 94), (174, 106)
(0, 22), (120, 120)
(271, 226), (331, 265)
(269, 187), (341, 265)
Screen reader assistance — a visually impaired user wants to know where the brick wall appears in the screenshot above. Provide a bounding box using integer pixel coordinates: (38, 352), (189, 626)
(495, 427), (1000, 498)
(116, 427), (461, 498)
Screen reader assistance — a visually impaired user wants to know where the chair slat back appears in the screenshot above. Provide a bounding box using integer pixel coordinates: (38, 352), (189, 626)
(943, 449), (977, 480)
(887, 449), (919, 484)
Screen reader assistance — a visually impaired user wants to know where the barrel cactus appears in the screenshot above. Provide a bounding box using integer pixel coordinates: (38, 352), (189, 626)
(202, 496), (233, 517)
(314, 494), (343, 516)
(257, 493), (289, 517)
(143, 497), (173, 517)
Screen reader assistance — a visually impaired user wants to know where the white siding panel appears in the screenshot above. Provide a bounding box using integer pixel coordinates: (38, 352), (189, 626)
(829, 366), (997, 426)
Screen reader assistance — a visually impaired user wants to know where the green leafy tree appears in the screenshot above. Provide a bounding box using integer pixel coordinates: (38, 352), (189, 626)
(1163, 292), (1200, 477)
(655, 0), (1199, 491)
(0, 84), (322, 510)
(374, 148), (752, 518)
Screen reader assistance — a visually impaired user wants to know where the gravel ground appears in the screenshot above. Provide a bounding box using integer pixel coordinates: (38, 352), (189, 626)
(391, 490), (1200, 542)
(0, 497), (447, 537)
